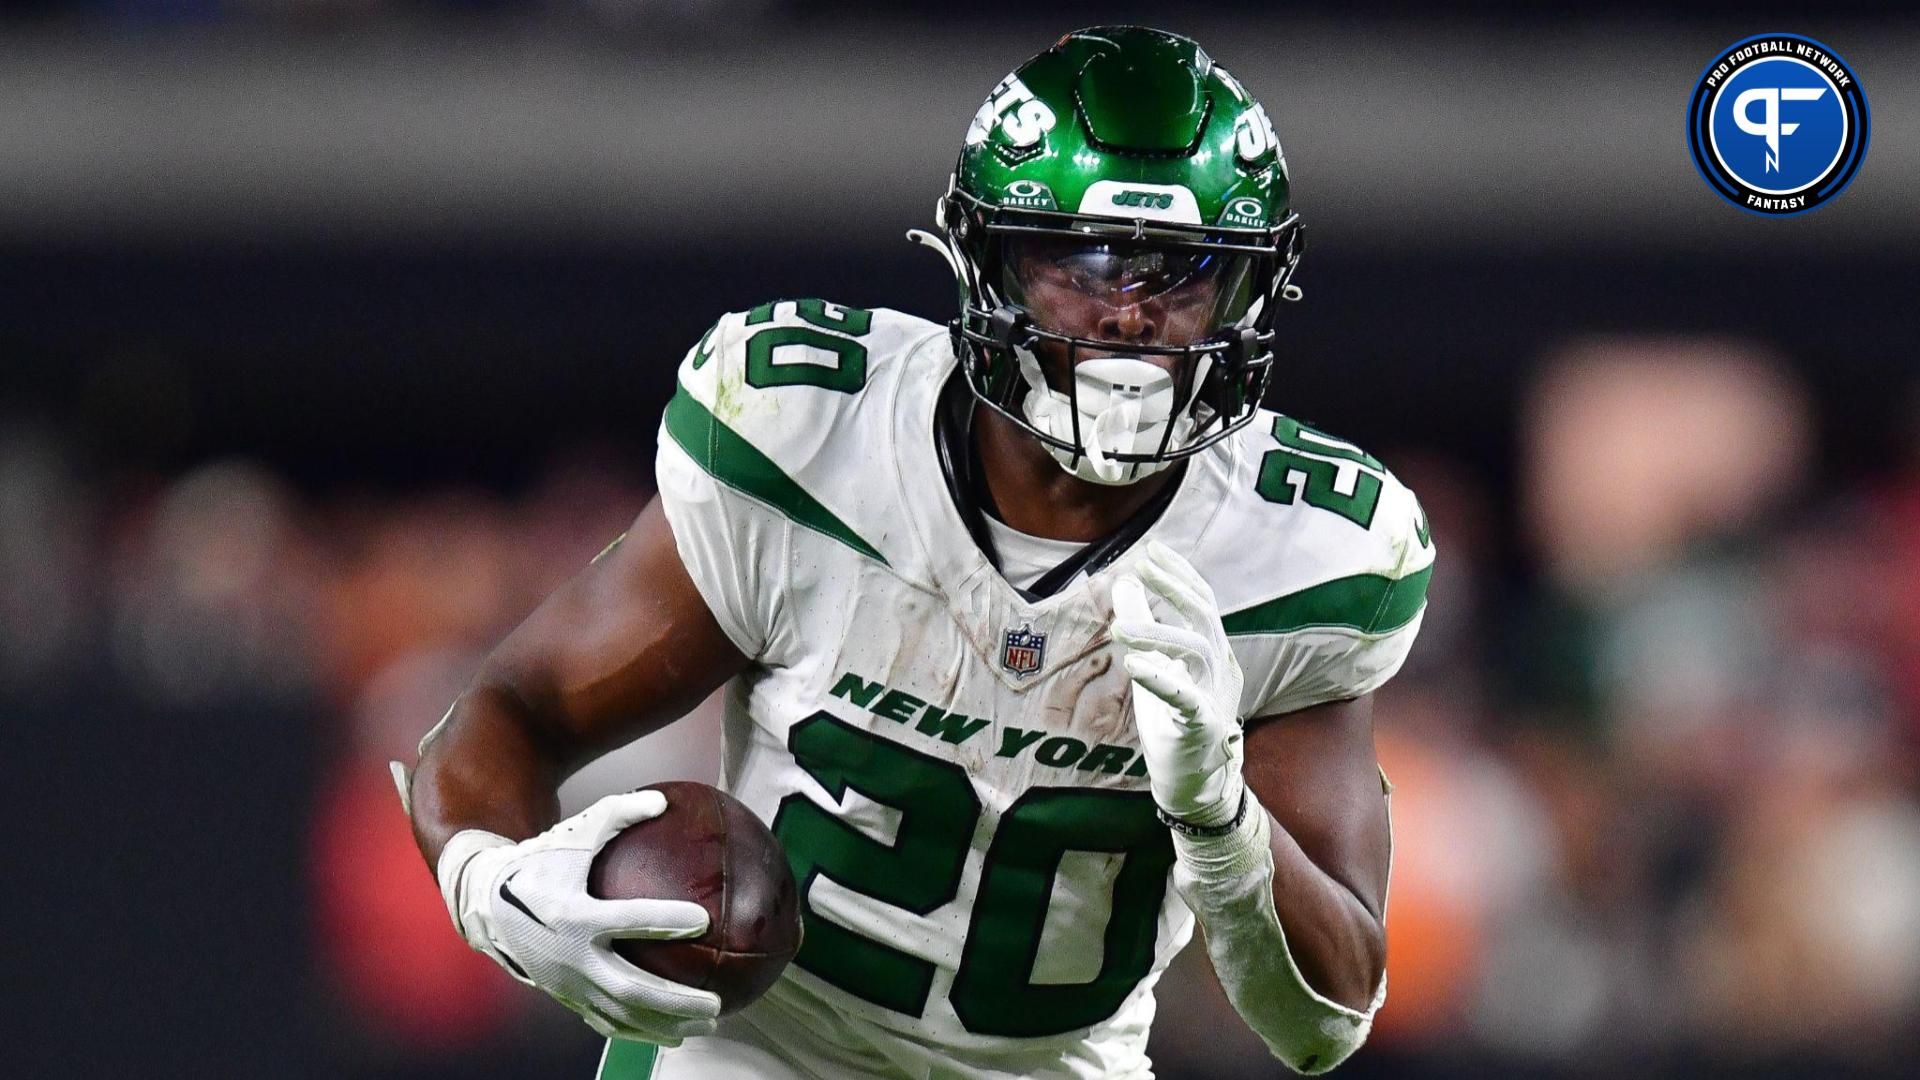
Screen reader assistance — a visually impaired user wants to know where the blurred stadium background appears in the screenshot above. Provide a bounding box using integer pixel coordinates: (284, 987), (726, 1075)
(5, 2), (1918, 1077)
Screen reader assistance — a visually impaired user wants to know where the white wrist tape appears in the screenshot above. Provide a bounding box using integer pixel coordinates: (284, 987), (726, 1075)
(437, 829), (515, 944)
(1172, 792), (1385, 1075)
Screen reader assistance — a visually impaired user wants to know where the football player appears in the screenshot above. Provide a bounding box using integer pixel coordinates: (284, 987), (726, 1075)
(401, 25), (1432, 1079)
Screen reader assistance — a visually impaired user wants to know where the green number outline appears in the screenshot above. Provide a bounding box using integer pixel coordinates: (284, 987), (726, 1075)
(743, 300), (873, 394)
(1256, 416), (1384, 528)
(1272, 415), (1383, 469)
(950, 787), (1174, 1036)
(772, 711), (979, 1016)
(772, 712), (1175, 1036)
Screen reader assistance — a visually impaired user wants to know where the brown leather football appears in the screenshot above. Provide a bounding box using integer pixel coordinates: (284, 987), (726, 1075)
(586, 780), (801, 1015)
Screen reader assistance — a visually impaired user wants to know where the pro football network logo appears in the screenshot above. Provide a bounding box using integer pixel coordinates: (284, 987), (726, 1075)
(1687, 34), (1869, 216)
(1002, 624), (1046, 677)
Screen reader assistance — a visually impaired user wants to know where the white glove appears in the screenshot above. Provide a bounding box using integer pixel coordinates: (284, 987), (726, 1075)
(1112, 540), (1247, 829)
(437, 790), (722, 1045)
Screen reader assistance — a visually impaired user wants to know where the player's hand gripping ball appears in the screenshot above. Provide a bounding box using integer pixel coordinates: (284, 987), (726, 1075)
(439, 784), (799, 1046)
(588, 781), (802, 1015)
(1112, 540), (1248, 829)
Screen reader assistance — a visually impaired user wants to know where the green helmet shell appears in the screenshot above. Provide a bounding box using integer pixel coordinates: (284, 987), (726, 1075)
(957, 26), (1291, 234)
(931, 26), (1306, 473)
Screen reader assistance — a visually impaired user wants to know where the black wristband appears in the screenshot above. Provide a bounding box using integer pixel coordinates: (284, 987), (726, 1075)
(1157, 789), (1249, 837)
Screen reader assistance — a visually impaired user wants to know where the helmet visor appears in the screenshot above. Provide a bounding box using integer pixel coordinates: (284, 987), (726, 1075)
(1000, 235), (1255, 346)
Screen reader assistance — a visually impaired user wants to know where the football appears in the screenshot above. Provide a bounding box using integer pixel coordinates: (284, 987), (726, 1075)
(586, 780), (802, 1014)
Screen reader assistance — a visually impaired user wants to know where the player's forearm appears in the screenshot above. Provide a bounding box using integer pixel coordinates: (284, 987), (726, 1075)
(1172, 800), (1384, 1075)
(408, 683), (568, 874)
(1265, 815), (1386, 1010)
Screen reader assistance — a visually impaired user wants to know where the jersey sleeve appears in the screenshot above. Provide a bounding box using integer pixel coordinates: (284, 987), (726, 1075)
(653, 312), (786, 660)
(653, 298), (924, 662)
(1234, 472), (1435, 718)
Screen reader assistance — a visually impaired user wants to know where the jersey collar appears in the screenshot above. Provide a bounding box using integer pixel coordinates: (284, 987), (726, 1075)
(890, 336), (1238, 690)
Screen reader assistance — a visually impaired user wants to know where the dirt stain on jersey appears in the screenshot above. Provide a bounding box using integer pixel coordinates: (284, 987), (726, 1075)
(1039, 648), (1136, 747)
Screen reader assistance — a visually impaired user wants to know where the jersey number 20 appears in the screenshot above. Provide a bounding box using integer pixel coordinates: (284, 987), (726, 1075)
(771, 713), (1175, 1038)
(742, 299), (872, 394)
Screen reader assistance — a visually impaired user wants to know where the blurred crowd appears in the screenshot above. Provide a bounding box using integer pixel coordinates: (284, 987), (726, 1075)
(1166, 340), (1920, 1078)
(6, 335), (1919, 1079)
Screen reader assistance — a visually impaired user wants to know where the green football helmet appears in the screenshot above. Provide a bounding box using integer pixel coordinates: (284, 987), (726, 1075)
(913, 25), (1305, 484)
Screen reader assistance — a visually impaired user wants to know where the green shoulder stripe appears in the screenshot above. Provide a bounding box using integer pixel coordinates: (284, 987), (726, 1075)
(664, 387), (889, 566)
(597, 1038), (658, 1079)
(1222, 565), (1431, 637)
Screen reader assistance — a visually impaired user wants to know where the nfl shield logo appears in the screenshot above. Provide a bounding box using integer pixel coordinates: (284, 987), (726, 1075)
(1002, 624), (1046, 677)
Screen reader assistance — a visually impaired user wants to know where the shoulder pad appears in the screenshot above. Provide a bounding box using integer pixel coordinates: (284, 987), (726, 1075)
(1206, 412), (1434, 638)
(671, 299), (938, 446)
(661, 300), (944, 567)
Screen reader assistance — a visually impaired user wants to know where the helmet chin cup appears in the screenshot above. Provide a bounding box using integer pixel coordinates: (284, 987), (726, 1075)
(1017, 350), (1192, 486)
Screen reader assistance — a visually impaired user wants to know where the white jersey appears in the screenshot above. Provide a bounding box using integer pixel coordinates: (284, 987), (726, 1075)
(645, 300), (1433, 1080)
